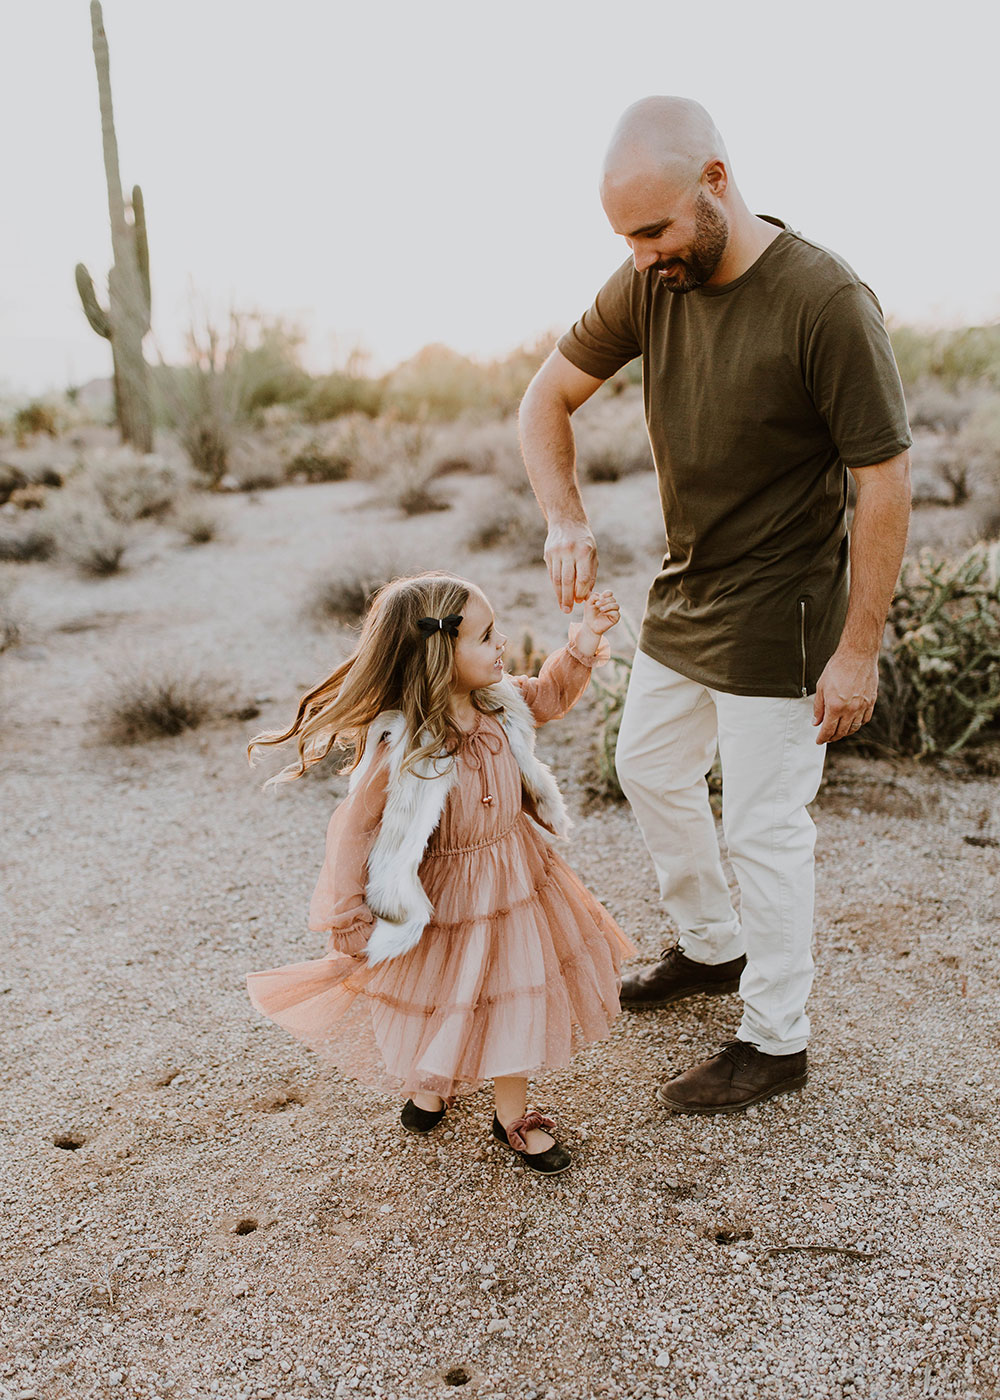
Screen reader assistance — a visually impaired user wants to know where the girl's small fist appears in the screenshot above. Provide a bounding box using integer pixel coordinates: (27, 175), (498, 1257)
(584, 589), (620, 635)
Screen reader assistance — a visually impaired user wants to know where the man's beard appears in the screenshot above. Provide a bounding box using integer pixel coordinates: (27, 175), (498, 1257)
(654, 193), (729, 293)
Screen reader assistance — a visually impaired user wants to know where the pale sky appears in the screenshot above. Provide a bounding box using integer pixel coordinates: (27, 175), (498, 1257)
(4, 0), (999, 396)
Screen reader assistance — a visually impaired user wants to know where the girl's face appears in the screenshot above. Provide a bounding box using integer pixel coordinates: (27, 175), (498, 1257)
(451, 589), (507, 694)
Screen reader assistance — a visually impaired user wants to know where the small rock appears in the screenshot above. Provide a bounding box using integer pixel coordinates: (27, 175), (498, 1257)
(655, 1352), (671, 1368)
(379, 1203), (393, 1215)
(630, 1267), (643, 1280)
(486, 1318), (509, 1334)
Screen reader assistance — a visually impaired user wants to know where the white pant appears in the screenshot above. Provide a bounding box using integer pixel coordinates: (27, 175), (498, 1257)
(615, 649), (827, 1054)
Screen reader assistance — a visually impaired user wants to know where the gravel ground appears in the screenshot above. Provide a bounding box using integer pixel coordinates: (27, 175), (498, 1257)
(2, 472), (999, 1400)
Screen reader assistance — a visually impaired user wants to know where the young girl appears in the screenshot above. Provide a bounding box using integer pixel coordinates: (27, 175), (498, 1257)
(246, 572), (634, 1174)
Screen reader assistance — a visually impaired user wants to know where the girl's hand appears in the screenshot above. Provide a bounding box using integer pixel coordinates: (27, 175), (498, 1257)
(573, 590), (620, 657)
(583, 589), (620, 637)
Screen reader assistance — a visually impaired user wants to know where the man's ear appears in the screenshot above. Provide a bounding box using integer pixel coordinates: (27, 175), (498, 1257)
(702, 160), (728, 197)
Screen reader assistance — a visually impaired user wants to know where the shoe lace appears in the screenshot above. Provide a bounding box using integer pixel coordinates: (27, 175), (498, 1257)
(720, 1039), (759, 1070)
(657, 942), (688, 965)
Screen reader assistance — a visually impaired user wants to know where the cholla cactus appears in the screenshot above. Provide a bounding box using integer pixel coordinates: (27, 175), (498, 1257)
(75, 1), (153, 452)
(866, 543), (1000, 757)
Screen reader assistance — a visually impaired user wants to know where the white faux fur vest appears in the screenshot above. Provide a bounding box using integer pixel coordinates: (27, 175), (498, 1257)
(349, 676), (570, 966)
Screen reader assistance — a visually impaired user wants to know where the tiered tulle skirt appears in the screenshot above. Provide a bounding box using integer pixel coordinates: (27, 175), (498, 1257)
(247, 814), (633, 1099)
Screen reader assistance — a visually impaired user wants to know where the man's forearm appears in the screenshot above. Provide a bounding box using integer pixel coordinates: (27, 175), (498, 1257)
(518, 383), (589, 527)
(839, 453), (912, 656)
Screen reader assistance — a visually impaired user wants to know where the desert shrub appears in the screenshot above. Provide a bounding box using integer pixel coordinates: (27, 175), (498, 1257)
(426, 418), (527, 490)
(588, 651), (632, 801)
(503, 629), (547, 679)
(464, 487), (547, 563)
(0, 575), (24, 652)
(307, 556), (404, 625)
(172, 497), (222, 545)
(379, 457), (448, 516)
(853, 544), (1000, 758)
(84, 451), (189, 522)
(287, 439), (352, 483)
(954, 396), (1000, 497)
(302, 372), (384, 423)
(890, 327), (937, 389)
(574, 389), (653, 482)
(0, 463), (28, 505)
(0, 515), (54, 563)
(222, 446), (285, 492)
(904, 381), (981, 435)
(46, 497), (131, 577)
(13, 401), (58, 443)
(94, 669), (228, 745)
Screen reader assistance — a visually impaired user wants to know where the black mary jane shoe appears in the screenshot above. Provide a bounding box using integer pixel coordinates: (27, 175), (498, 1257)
(400, 1098), (447, 1134)
(491, 1110), (572, 1175)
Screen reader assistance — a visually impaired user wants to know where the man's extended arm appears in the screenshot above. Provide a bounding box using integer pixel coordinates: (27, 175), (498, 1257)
(813, 450), (911, 744)
(518, 349), (607, 613)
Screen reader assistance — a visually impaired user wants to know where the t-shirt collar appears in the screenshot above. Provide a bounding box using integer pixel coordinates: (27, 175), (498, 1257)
(694, 215), (790, 298)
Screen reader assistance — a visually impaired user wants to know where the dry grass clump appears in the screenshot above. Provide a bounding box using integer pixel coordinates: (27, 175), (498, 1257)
(426, 419), (526, 490)
(46, 497), (131, 577)
(94, 669), (229, 745)
(307, 555), (405, 625)
(574, 390), (653, 482)
(0, 574), (25, 652)
(464, 487), (546, 564)
(378, 458), (448, 516)
(0, 516), (54, 563)
(171, 497), (223, 545)
(84, 450), (189, 522)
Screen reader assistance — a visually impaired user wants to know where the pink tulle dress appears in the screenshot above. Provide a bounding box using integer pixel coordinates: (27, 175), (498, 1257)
(246, 640), (635, 1100)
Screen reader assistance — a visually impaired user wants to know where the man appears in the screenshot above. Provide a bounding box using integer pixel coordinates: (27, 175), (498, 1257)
(518, 96), (911, 1114)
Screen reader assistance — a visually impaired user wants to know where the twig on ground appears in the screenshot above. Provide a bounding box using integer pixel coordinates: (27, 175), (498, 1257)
(763, 1244), (877, 1260)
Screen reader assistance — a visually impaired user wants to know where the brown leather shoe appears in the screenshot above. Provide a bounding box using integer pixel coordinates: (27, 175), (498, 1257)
(656, 1040), (807, 1114)
(619, 943), (746, 1008)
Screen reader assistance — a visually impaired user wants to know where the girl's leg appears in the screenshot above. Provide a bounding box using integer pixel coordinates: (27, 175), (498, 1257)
(410, 1091), (444, 1112)
(494, 1075), (554, 1153)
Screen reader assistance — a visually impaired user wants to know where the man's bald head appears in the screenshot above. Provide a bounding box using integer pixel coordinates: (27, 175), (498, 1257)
(601, 96), (730, 198)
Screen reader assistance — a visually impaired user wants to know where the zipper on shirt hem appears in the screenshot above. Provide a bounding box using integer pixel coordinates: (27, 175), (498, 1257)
(798, 597), (808, 697)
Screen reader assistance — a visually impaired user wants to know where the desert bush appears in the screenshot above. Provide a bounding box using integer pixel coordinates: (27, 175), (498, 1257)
(588, 650), (632, 801)
(84, 450), (189, 522)
(287, 438), (352, 483)
(302, 372), (384, 423)
(464, 487), (547, 563)
(172, 497), (222, 545)
(503, 629), (547, 679)
(426, 418), (527, 490)
(574, 389), (653, 482)
(854, 544), (1000, 758)
(379, 457), (448, 516)
(954, 396), (1000, 497)
(13, 401), (58, 443)
(222, 445), (285, 492)
(307, 556), (404, 625)
(94, 668), (228, 744)
(0, 574), (24, 652)
(904, 380), (981, 435)
(0, 515), (54, 563)
(46, 497), (131, 576)
(0, 463), (28, 506)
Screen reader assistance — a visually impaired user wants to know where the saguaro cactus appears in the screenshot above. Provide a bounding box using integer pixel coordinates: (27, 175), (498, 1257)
(75, 0), (153, 452)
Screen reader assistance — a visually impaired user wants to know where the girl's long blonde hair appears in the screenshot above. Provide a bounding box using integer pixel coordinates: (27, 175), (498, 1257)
(248, 572), (502, 784)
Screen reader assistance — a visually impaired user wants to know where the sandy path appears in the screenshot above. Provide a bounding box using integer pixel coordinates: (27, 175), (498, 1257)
(2, 473), (998, 1400)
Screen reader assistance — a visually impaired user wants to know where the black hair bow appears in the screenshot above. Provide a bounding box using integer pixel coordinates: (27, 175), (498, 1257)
(417, 614), (463, 639)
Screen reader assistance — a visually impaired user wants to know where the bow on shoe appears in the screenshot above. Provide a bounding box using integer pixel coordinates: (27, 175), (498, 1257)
(505, 1109), (556, 1152)
(417, 614), (463, 639)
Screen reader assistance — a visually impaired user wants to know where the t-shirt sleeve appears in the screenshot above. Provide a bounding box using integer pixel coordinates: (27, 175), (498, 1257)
(557, 258), (642, 381)
(804, 282), (912, 468)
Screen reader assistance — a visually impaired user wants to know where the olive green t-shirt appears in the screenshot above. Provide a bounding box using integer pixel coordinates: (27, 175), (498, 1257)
(558, 219), (912, 697)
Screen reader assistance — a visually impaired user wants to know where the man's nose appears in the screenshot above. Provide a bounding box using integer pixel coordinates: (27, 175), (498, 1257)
(630, 239), (658, 273)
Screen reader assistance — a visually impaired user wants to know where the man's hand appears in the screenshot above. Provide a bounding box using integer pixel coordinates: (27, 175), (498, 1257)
(544, 521), (599, 614)
(812, 647), (879, 744)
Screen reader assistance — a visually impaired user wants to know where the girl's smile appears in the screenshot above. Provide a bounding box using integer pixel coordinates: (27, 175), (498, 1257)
(451, 589), (508, 694)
